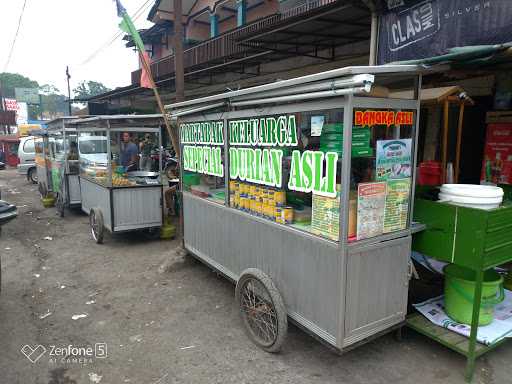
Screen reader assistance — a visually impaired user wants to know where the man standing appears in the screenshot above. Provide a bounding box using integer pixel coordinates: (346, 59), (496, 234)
(120, 132), (139, 171)
(139, 134), (155, 171)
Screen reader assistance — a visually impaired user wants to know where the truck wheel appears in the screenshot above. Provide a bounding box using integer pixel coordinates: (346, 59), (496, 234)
(28, 168), (37, 184)
(235, 268), (287, 353)
(90, 208), (104, 244)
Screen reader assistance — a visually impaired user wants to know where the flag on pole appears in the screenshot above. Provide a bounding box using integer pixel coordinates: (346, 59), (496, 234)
(114, 0), (154, 89)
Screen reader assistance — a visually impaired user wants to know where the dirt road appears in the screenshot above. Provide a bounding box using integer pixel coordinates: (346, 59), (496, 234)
(0, 168), (510, 384)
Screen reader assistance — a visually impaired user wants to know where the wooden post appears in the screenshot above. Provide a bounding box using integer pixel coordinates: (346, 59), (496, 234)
(173, 0), (185, 243)
(442, 100), (449, 183)
(455, 103), (465, 183)
(174, 0), (185, 103)
(139, 55), (180, 159)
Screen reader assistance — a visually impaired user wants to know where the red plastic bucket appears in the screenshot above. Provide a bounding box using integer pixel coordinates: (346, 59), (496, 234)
(419, 161), (442, 186)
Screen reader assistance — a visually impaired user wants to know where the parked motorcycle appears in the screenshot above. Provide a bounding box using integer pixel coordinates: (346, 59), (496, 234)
(149, 148), (178, 179)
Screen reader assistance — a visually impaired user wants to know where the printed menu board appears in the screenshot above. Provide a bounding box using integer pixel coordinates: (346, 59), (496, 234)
(311, 190), (340, 241)
(383, 178), (411, 233)
(356, 182), (387, 240)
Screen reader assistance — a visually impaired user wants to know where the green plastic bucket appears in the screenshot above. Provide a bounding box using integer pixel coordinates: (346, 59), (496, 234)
(444, 264), (504, 326)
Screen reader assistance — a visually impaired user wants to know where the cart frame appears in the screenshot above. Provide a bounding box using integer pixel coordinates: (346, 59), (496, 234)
(33, 129), (52, 197)
(167, 65), (425, 352)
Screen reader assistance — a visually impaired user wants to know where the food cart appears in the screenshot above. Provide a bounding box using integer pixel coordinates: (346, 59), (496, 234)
(45, 117), (85, 216)
(33, 129), (52, 196)
(68, 115), (164, 243)
(166, 65), (424, 352)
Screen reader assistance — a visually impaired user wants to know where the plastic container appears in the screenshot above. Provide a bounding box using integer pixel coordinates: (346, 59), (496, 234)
(444, 264), (504, 326)
(418, 161), (442, 186)
(439, 184), (504, 210)
(41, 196), (55, 208)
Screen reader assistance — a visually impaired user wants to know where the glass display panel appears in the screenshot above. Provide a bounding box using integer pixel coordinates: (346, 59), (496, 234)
(350, 108), (416, 241)
(79, 131), (109, 186)
(180, 120), (226, 204)
(66, 133), (79, 174)
(227, 109), (343, 242)
(110, 131), (162, 187)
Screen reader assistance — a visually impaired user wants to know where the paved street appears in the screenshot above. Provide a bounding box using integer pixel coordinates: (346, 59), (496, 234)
(0, 168), (511, 384)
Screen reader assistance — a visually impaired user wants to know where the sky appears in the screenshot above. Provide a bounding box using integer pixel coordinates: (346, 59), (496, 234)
(0, 0), (153, 95)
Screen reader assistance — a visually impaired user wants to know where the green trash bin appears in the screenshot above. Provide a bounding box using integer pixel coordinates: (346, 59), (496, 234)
(443, 264), (504, 326)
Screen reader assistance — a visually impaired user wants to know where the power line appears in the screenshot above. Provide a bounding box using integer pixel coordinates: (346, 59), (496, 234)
(3, 0), (29, 72)
(79, 0), (154, 66)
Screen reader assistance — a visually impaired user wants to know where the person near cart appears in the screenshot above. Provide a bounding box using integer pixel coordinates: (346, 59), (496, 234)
(120, 132), (139, 171)
(67, 141), (79, 161)
(67, 141), (79, 173)
(139, 133), (155, 171)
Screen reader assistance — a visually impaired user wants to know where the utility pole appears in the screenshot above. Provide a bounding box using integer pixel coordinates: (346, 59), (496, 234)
(173, 0), (185, 243)
(0, 81), (7, 134)
(66, 66), (72, 116)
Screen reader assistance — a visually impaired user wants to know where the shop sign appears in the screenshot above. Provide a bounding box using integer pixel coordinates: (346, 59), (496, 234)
(3, 98), (18, 111)
(180, 120), (224, 177)
(228, 114), (338, 197)
(378, 0), (512, 64)
(180, 121), (224, 145)
(355, 110), (414, 127)
(376, 139), (412, 180)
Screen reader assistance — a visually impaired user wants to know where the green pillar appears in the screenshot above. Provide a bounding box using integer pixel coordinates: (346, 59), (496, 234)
(210, 13), (219, 37)
(237, 0), (246, 27)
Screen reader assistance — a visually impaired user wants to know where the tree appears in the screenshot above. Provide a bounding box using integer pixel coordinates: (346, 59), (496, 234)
(73, 81), (111, 100)
(39, 84), (60, 95)
(0, 72), (39, 97)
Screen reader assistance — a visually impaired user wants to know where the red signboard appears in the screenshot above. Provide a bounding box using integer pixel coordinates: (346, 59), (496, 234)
(354, 110), (414, 127)
(481, 123), (512, 185)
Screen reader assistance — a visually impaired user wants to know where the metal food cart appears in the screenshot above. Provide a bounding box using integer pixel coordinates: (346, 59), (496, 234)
(166, 65), (424, 352)
(33, 129), (52, 197)
(45, 117), (84, 216)
(68, 115), (164, 243)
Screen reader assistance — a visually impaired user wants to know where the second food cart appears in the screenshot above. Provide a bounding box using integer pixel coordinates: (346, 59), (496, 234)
(68, 115), (164, 243)
(166, 65), (424, 352)
(46, 117), (85, 216)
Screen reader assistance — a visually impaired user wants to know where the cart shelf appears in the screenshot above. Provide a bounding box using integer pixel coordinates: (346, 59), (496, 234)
(413, 198), (512, 271)
(406, 313), (508, 359)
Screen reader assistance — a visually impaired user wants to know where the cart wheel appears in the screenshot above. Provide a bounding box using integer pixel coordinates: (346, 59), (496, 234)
(394, 326), (403, 342)
(28, 168), (37, 184)
(56, 193), (65, 218)
(90, 208), (104, 244)
(235, 268), (287, 353)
